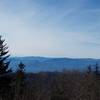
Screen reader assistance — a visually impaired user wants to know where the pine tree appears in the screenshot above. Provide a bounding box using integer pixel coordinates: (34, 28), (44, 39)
(94, 63), (99, 75)
(87, 65), (92, 74)
(14, 62), (26, 100)
(0, 36), (12, 99)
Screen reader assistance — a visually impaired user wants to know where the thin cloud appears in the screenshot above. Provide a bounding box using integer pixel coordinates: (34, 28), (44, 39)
(0, 0), (99, 58)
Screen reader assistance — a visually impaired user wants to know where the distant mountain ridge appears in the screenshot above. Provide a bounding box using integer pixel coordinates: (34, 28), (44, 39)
(8, 56), (100, 72)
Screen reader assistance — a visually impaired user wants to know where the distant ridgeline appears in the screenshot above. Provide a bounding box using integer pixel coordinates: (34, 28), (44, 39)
(9, 57), (100, 72)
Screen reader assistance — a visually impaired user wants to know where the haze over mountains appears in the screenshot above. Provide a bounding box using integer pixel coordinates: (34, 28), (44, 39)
(8, 57), (100, 72)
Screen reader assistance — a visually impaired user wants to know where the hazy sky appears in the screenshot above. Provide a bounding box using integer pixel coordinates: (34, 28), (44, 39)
(1, 0), (100, 58)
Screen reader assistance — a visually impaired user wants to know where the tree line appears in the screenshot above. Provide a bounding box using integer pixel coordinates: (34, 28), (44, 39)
(0, 36), (100, 100)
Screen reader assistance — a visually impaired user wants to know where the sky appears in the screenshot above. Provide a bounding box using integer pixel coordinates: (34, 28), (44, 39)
(0, 0), (100, 58)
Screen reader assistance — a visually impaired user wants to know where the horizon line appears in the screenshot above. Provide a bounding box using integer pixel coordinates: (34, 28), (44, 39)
(9, 55), (100, 59)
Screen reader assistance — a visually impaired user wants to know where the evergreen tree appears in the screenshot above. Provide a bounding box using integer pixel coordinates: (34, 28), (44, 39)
(14, 62), (26, 100)
(87, 65), (92, 74)
(94, 63), (99, 75)
(0, 36), (12, 100)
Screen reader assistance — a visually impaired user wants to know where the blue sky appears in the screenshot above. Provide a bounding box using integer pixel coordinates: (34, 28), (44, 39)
(1, 0), (100, 58)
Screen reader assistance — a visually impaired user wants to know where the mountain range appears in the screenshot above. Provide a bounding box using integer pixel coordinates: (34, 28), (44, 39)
(8, 56), (100, 72)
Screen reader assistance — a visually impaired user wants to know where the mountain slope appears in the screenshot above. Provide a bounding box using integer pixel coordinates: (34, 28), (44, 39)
(9, 57), (100, 72)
